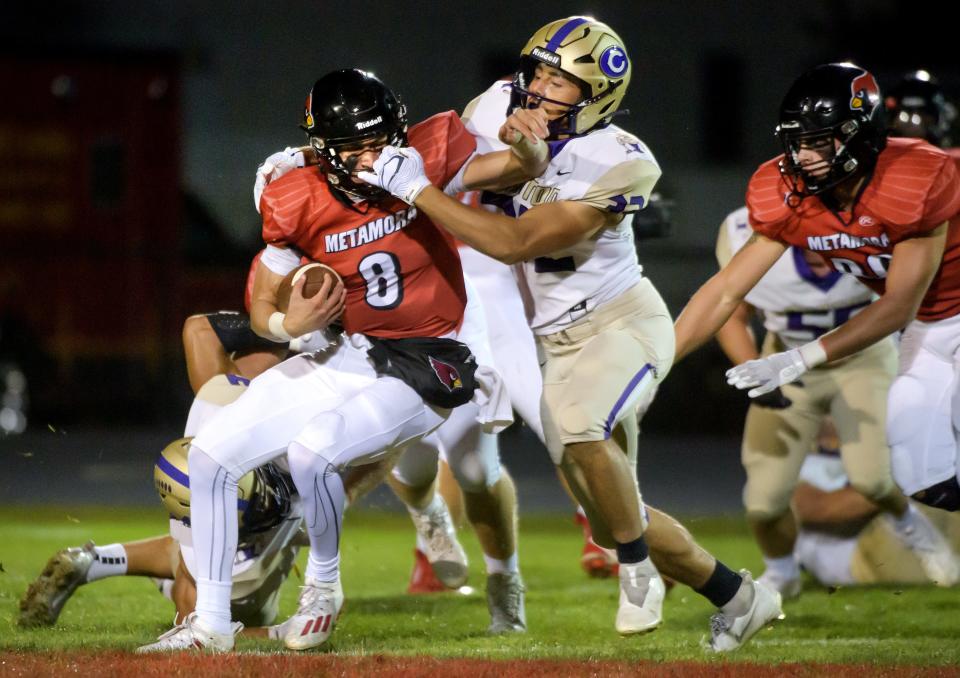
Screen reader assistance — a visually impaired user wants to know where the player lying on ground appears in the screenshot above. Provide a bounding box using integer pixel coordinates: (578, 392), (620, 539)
(714, 207), (958, 595)
(793, 419), (960, 586)
(18, 438), (303, 637)
(360, 15), (783, 652)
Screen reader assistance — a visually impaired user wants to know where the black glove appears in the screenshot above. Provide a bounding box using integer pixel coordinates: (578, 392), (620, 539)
(751, 386), (792, 409)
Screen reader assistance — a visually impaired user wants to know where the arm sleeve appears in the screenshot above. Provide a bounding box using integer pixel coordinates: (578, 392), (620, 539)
(579, 158), (661, 214)
(917, 157), (960, 232)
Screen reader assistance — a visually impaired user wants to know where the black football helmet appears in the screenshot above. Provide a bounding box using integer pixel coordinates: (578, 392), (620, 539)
(885, 70), (955, 148)
(301, 68), (408, 201)
(776, 62), (887, 197)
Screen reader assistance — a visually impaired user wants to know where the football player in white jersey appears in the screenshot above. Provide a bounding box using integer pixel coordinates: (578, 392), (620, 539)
(361, 16), (782, 651)
(715, 206), (958, 596)
(18, 436), (303, 636)
(793, 421), (960, 587)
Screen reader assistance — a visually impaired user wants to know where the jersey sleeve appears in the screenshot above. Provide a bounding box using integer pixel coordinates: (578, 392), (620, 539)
(409, 111), (478, 190)
(746, 159), (790, 241)
(579, 158), (661, 214)
(259, 169), (315, 246)
(918, 155), (960, 231)
(461, 80), (512, 154)
(872, 141), (960, 237)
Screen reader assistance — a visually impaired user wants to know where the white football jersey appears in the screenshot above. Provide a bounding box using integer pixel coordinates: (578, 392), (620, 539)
(171, 494), (303, 600)
(462, 81), (659, 335)
(716, 206), (876, 348)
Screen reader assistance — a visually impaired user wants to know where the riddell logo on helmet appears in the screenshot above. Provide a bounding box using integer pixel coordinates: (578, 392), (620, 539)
(356, 116), (383, 130)
(849, 70), (879, 112)
(531, 47), (561, 68)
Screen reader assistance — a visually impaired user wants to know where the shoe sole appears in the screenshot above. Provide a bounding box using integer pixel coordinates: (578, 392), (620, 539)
(18, 553), (86, 627)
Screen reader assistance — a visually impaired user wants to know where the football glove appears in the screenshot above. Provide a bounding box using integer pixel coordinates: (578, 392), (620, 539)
(254, 147), (305, 213)
(357, 145), (431, 205)
(726, 348), (808, 398)
(751, 386), (793, 410)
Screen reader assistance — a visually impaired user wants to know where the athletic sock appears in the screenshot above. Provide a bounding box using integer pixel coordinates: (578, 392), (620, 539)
(195, 578), (233, 634)
(483, 552), (519, 575)
(85, 543), (128, 582)
(615, 535), (650, 564)
(762, 553), (800, 582)
(890, 502), (919, 532)
(695, 560), (745, 610)
(305, 553), (340, 583)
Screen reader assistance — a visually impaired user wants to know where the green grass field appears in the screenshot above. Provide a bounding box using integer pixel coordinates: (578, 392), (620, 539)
(1, 505), (958, 668)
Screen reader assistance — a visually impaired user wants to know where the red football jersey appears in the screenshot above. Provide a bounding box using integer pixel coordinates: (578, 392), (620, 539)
(243, 250), (263, 313)
(259, 111), (476, 338)
(747, 138), (960, 320)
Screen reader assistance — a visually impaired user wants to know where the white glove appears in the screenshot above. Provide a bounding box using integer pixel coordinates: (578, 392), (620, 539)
(357, 145), (431, 205)
(288, 329), (334, 354)
(254, 147), (305, 213)
(725, 348), (808, 398)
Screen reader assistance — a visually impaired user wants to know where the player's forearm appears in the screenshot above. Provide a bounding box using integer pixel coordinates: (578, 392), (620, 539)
(461, 146), (547, 192)
(715, 319), (759, 365)
(817, 294), (915, 362)
(674, 277), (745, 362)
(416, 186), (527, 263)
(793, 484), (880, 532)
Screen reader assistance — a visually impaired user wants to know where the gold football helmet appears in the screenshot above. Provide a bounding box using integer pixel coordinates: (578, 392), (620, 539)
(154, 437), (291, 534)
(512, 16), (631, 135)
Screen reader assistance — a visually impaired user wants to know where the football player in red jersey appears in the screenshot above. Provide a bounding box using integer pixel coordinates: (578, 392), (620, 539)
(885, 70), (956, 151)
(675, 62), (960, 514)
(137, 68), (549, 653)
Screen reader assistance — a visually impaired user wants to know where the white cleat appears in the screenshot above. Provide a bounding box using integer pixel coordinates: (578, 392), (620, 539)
(757, 570), (803, 599)
(136, 612), (242, 653)
(283, 577), (344, 651)
(615, 561), (664, 635)
(408, 498), (468, 588)
(890, 510), (960, 587)
(708, 571), (783, 652)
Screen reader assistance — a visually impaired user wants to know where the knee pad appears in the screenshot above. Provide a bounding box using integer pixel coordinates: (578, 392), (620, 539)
(912, 477), (960, 511)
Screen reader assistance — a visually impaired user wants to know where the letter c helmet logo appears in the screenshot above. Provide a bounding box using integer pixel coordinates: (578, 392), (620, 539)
(599, 46), (628, 78)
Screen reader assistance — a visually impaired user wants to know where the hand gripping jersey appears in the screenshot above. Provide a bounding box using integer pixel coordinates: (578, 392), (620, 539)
(716, 206), (876, 348)
(462, 81), (661, 335)
(259, 112), (476, 338)
(747, 138), (960, 321)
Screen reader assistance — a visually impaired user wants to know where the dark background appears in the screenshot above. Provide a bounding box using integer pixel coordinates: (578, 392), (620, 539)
(0, 1), (957, 511)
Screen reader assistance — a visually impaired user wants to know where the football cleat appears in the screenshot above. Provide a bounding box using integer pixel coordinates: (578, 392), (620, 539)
(757, 570), (803, 600)
(575, 511), (618, 578)
(136, 612), (242, 653)
(708, 571), (784, 652)
(582, 540), (619, 579)
(408, 498), (468, 588)
(284, 577), (344, 651)
(890, 510), (960, 587)
(486, 572), (526, 634)
(615, 560), (664, 635)
(18, 541), (95, 627)
(407, 548), (448, 594)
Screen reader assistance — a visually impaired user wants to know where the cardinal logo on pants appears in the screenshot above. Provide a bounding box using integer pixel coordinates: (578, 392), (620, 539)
(429, 356), (463, 392)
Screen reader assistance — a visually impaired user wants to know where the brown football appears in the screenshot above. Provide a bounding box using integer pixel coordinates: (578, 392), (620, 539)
(276, 263), (342, 313)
